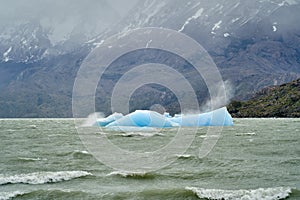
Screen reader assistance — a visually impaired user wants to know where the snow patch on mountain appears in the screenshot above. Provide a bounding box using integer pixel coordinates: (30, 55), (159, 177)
(142, 1), (166, 25)
(286, 0), (298, 4)
(224, 33), (230, 37)
(211, 20), (222, 34)
(3, 47), (12, 62)
(179, 8), (204, 32)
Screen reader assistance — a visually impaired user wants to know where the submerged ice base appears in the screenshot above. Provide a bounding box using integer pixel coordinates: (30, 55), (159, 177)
(94, 107), (233, 128)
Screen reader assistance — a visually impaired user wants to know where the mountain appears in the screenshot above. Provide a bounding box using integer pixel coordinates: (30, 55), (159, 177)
(0, 0), (300, 117)
(0, 0), (121, 117)
(228, 78), (300, 117)
(106, 0), (300, 99)
(0, 0), (120, 63)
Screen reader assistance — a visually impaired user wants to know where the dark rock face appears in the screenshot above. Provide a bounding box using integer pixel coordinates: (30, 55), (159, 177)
(228, 78), (300, 117)
(0, 0), (300, 117)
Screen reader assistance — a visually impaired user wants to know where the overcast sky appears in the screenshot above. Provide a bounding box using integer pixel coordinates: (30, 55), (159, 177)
(0, 0), (138, 23)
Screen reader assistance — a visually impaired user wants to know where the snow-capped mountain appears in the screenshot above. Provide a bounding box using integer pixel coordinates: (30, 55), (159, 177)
(0, 0), (120, 63)
(0, 0), (300, 117)
(103, 0), (299, 50)
(101, 0), (300, 98)
(0, 21), (51, 63)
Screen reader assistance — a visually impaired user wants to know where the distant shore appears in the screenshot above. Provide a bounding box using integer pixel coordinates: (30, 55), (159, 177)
(228, 78), (300, 118)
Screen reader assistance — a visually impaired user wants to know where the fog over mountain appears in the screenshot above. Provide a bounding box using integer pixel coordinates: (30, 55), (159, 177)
(0, 0), (299, 117)
(0, 0), (137, 44)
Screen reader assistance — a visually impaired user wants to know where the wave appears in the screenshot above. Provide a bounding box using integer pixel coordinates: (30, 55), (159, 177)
(199, 135), (220, 138)
(2, 187), (297, 200)
(175, 154), (194, 159)
(55, 150), (92, 157)
(0, 191), (25, 200)
(28, 125), (38, 129)
(73, 150), (90, 155)
(106, 171), (154, 179)
(0, 189), (94, 200)
(0, 171), (92, 185)
(17, 157), (47, 161)
(186, 187), (292, 200)
(235, 132), (256, 136)
(120, 132), (164, 137)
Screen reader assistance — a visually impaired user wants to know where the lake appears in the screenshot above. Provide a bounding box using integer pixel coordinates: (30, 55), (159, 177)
(0, 118), (299, 200)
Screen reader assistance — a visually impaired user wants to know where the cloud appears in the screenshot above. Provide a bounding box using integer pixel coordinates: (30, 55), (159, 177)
(0, 0), (138, 43)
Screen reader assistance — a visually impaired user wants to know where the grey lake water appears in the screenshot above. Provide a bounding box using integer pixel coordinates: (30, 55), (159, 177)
(0, 118), (299, 200)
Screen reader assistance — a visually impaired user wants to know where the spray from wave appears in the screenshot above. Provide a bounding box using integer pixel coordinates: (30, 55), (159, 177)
(0, 191), (25, 200)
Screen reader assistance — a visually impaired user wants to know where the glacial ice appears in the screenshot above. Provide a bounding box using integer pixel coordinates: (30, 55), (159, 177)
(106, 110), (176, 128)
(95, 107), (233, 128)
(95, 112), (123, 127)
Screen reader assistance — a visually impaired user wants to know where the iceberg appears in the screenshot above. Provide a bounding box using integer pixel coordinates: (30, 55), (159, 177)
(94, 107), (233, 128)
(95, 112), (123, 126)
(169, 107), (233, 126)
(106, 110), (177, 128)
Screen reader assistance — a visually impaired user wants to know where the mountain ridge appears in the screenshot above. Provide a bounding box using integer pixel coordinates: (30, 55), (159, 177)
(0, 0), (300, 117)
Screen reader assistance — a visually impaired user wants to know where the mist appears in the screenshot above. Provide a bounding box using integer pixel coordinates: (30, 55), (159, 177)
(0, 0), (138, 44)
(199, 80), (235, 113)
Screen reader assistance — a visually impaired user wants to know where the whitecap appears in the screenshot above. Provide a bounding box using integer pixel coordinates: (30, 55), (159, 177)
(73, 150), (90, 155)
(106, 171), (147, 178)
(0, 171), (92, 185)
(0, 191), (25, 200)
(120, 132), (164, 137)
(199, 135), (220, 138)
(28, 125), (37, 129)
(235, 132), (256, 136)
(186, 187), (292, 200)
(176, 154), (193, 159)
(18, 157), (47, 161)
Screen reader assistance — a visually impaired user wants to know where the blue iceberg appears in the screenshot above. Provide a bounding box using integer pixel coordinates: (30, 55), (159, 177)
(106, 110), (177, 128)
(169, 107), (233, 126)
(95, 112), (123, 126)
(95, 107), (233, 128)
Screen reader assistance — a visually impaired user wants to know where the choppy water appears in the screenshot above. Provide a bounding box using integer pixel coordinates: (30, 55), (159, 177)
(0, 118), (299, 200)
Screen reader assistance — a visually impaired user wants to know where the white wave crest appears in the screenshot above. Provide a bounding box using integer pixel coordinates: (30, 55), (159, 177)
(176, 154), (193, 159)
(120, 132), (164, 137)
(235, 132), (256, 136)
(18, 157), (47, 161)
(73, 150), (90, 155)
(106, 171), (147, 178)
(186, 187), (292, 200)
(0, 171), (92, 185)
(0, 191), (25, 200)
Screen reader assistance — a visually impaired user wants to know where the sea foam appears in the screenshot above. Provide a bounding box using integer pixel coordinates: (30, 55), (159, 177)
(0, 191), (25, 200)
(0, 171), (92, 185)
(186, 187), (292, 200)
(106, 171), (149, 178)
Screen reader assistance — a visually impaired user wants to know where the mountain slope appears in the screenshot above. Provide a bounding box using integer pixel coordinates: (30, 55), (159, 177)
(107, 0), (300, 99)
(0, 0), (300, 117)
(228, 78), (300, 117)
